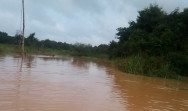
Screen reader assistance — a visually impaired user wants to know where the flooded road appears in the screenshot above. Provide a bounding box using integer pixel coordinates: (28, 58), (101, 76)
(0, 55), (188, 111)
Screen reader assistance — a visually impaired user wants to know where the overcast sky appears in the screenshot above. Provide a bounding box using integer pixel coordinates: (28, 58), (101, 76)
(0, 0), (188, 45)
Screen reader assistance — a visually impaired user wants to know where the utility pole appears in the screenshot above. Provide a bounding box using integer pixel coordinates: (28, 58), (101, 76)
(21, 0), (25, 53)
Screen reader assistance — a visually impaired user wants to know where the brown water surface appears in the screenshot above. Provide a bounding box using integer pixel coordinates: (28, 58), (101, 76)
(0, 55), (188, 111)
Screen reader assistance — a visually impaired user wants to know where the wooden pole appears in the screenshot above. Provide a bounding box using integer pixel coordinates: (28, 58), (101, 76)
(21, 0), (25, 53)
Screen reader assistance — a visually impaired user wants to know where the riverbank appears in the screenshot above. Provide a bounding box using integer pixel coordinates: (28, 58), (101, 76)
(0, 43), (108, 58)
(113, 55), (181, 79)
(1, 43), (187, 80)
(112, 55), (188, 81)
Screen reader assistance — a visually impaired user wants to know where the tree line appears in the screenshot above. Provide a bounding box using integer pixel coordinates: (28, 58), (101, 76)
(0, 31), (109, 57)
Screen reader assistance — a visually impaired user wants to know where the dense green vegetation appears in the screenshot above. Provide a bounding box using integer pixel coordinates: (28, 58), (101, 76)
(0, 4), (187, 78)
(109, 4), (188, 78)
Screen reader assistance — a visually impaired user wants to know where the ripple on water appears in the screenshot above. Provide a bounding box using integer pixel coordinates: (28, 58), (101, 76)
(0, 55), (187, 111)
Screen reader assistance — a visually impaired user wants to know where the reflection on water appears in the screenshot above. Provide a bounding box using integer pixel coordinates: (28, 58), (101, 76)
(0, 55), (188, 111)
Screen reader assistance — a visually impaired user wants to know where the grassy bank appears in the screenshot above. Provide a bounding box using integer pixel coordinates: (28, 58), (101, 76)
(113, 55), (182, 79)
(0, 43), (108, 59)
(0, 44), (20, 54)
(1, 44), (186, 80)
(0, 44), (70, 55)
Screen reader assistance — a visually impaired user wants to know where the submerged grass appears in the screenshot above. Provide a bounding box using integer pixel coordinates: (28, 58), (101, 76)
(0, 44), (72, 56)
(114, 55), (144, 74)
(113, 55), (180, 79)
(0, 44), (20, 54)
(25, 47), (72, 56)
(0, 43), (108, 59)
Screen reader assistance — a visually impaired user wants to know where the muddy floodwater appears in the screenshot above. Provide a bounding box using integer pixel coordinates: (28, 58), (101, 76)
(0, 55), (188, 111)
